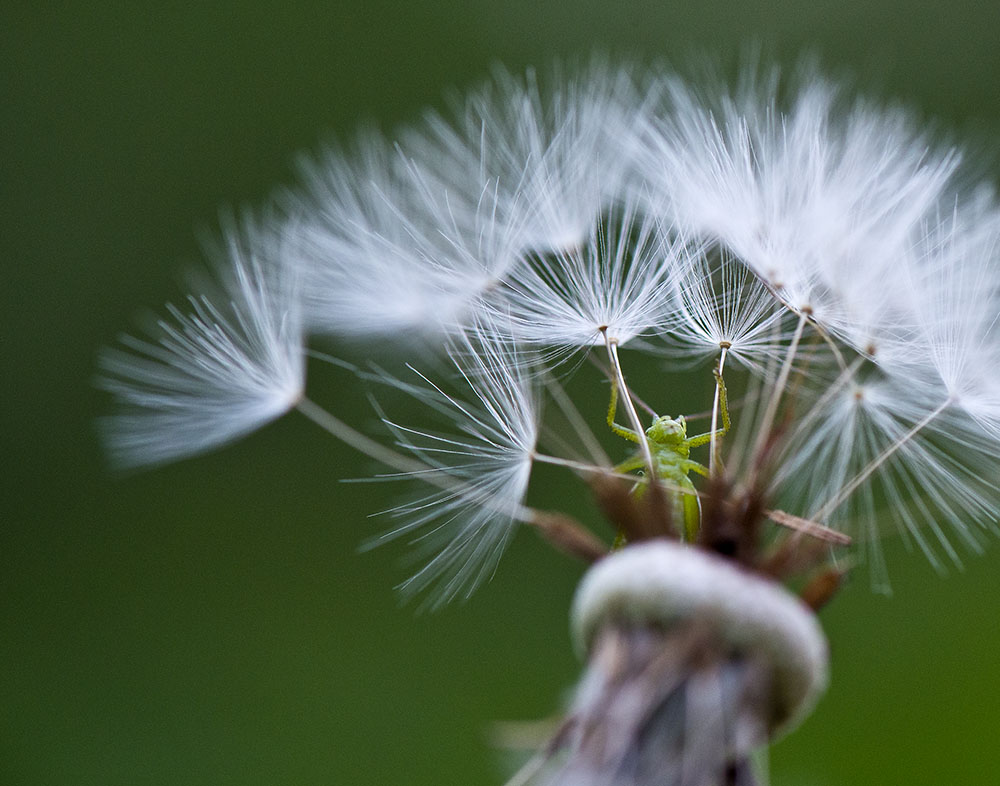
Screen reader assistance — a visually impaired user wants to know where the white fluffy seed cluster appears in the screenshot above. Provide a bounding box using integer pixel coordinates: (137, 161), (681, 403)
(101, 60), (1000, 605)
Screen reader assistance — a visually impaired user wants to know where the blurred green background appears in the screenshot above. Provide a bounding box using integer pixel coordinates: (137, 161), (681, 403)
(4, 2), (1000, 784)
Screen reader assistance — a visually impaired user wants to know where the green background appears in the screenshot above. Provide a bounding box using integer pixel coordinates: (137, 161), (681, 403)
(4, 2), (1000, 784)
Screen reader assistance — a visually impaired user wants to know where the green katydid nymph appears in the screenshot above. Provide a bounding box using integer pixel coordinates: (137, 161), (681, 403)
(607, 368), (731, 541)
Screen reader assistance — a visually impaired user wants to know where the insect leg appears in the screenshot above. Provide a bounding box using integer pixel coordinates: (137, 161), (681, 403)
(607, 377), (641, 443)
(688, 366), (731, 447)
(678, 474), (701, 542)
(683, 459), (710, 478)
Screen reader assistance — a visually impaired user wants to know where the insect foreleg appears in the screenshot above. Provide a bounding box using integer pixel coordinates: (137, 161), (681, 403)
(686, 367), (731, 448)
(607, 378), (641, 443)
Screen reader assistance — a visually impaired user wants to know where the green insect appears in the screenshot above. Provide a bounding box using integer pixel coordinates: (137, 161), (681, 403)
(607, 369), (731, 540)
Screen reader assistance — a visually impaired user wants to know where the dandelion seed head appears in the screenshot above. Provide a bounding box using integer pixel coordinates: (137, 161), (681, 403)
(101, 57), (1000, 609)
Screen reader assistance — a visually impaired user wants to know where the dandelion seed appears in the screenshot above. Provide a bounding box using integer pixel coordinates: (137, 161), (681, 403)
(287, 134), (521, 340)
(896, 193), (1000, 433)
(404, 61), (652, 255)
(660, 249), (796, 374)
(99, 215), (304, 467)
(489, 199), (702, 354)
(364, 322), (542, 608)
